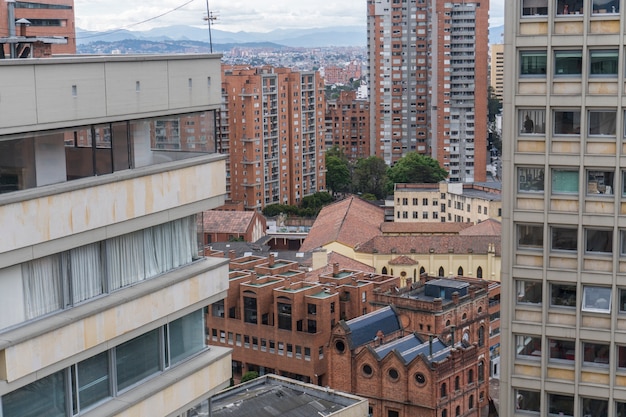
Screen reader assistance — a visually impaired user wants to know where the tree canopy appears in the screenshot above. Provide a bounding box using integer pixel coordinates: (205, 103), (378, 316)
(354, 156), (388, 200)
(387, 152), (448, 185)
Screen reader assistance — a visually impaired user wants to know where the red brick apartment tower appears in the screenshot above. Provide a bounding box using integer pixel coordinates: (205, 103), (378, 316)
(325, 91), (371, 160)
(0, 0), (76, 54)
(367, 0), (488, 183)
(219, 65), (326, 210)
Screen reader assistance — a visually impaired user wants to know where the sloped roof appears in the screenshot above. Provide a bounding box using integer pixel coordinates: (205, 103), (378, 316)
(300, 196), (384, 252)
(307, 251), (376, 280)
(357, 235), (500, 256)
(459, 218), (501, 236)
(388, 255), (418, 265)
(373, 334), (450, 364)
(203, 210), (256, 234)
(344, 306), (402, 348)
(381, 222), (472, 234)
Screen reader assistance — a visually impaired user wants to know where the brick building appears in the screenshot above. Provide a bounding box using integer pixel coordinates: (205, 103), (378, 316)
(328, 276), (493, 417)
(218, 65), (326, 209)
(325, 90), (371, 160)
(202, 210), (267, 244)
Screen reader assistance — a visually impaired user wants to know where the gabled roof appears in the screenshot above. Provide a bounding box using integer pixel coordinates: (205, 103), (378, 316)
(381, 222), (472, 234)
(300, 196), (384, 252)
(373, 334), (451, 364)
(307, 251), (376, 280)
(203, 210), (257, 234)
(458, 218), (501, 236)
(389, 255), (418, 265)
(344, 306), (402, 348)
(357, 234), (500, 256)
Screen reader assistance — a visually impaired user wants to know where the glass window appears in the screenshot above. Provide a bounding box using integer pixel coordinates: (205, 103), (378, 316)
(554, 110), (581, 135)
(554, 50), (583, 75)
(551, 227), (578, 251)
(523, 0), (549, 15)
(557, 0), (585, 15)
(588, 110), (616, 135)
(592, 0), (619, 14)
(519, 109), (546, 134)
(517, 280), (542, 304)
(74, 352), (111, 412)
(516, 335), (542, 359)
(515, 389), (541, 412)
(115, 328), (161, 391)
(585, 229), (613, 254)
(589, 50), (619, 76)
(520, 51), (547, 76)
(548, 393), (574, 416)
(1, 369), (67, 417)
(618, 345), (626, 367)
(518, 167), (544, 193)
(169, 309), (205, 365)
(243, 296), (257, 324)
(518, 224), (544, 249)
(582, 286), (611, 313)
(583, 342), (610, 365)
(549, 339), (576, 362)
(552, 169), (579, 194)
(551, 283), (577, 307)
(581, 398), (608, 417)
(587, 170), (614, 195)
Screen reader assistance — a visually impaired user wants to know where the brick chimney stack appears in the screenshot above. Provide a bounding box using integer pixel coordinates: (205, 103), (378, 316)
(268, 253), (275, 267)
(333, 263), (339, 276)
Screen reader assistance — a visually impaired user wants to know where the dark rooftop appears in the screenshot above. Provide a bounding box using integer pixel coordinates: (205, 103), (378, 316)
(344, 306), (402, 348)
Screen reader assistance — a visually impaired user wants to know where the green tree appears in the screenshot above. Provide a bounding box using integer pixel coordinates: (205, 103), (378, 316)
(326, 155), (352, 196)
(387, 152), (448, 186)
(354, 156), (388, 199)
(241, 371), (259, 383)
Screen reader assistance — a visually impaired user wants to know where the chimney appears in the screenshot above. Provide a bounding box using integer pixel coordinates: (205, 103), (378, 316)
(249, 272), (257, 282)
(452, 291), (459, 305)
(333, 263), (339, 276)
(7, 0), (16, 58)
(268, 253), (275, 267)
(17, 18), (30, 37)
(375, 330), (384, 345)
(228, 250), (236, 260)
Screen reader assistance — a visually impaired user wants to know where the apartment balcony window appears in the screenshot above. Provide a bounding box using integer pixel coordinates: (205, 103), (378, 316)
(516, 280), (542, 304)
(587, 170), (614, 195)
(551, 283), (577, 307)
(554, 110), (581, 135)
(554, 51), (583, 76)
(589, 50), (619, 76)
(515, 389), (541, 413)
(517, 224), (544, 250)
(582, 286), (612, 313)
(519, 109), (546, 134)
(583, 341), (610, 367)
(552, 169), (579, 194)
(549, 338), (576, 362)
(518, 167), (544, 193)
(516, 335), (542, 359)
(522, 0), (548, 15)
(520, 51), (547, 77)
(588, 110), (617, 136)
(592, 0), (619, 13)
(556, 0), (584, 15)
(581, 398), (608, 417)
(548, 393), (574, 417)
(585, 229), (613, 254)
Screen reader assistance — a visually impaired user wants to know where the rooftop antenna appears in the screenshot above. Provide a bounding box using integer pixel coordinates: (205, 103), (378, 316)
(203, 0), (217, 53)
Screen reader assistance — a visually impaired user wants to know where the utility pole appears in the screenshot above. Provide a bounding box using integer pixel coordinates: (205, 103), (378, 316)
(203, 0), (217, 53)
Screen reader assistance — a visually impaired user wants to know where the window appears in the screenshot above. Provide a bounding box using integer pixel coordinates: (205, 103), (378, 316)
(212, 300), (224, 318)
(2, 369), (67, 417)
(585, 229), (612, 254)
(517, 280), (542, 304)
(515, 389), (541, 412)
(168, 309), (204, 365)
(478, 361), (485, 382)
(589, 50), (618, 76)
(592, 0), (619, 14)
(551, 283), (577, 307)
(307, 319), (317, 333)
(519, 109), (546, 134)
(478, 326), (485, 347)
(552, 169), (579, 194)
(548, 393), (574, 417)
(422, 198), (428, 205)
(520, 51), (547, 76)
(551, 227), (577, 251)
(588, 110), (616, 135)
(476, 267), (483, 278)
(518, 224), (544, 249)
(518, 167), (544, 193)
(548, 338), (576, 362)
(73, 352), (110, 413)
(441, 382), (447, 397)
(582, 342), (610, 365)
(582, 286), (611, 312)
(587, 170), (614, 195)
(243, 296), (257, 324)
(581, 398), (608, 417)
(554, 50), (582, 75)
(516, 335), (542, 359)
(554, 110), (581, 135)
(278, 302), (292, 330)
(307, 303), (317, 315)
(454, 376), (460, 391)
(116, 329), (161, 391)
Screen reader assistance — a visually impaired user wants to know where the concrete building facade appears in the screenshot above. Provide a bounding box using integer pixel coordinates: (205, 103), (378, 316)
(0, 54), (232, 417)
(502, 2), (625, 417)
(219, 65), (326, 209)
(367, 0), (489, 183)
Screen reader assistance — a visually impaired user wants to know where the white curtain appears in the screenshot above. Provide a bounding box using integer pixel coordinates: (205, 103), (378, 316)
(22, 255), (63, 319)
(172, 216), (196, 268)
(144, 222), (173, 277)
(70, 243), (104, 303)
(107, 231), (145, 290)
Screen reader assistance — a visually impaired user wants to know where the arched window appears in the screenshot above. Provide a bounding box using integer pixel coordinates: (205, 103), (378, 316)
(382, 266), (388, 275)
(454, 376), (460, 391)
(413, 269), (417, 280)
(469, 395), (474, 409)
(420, 266), (426, 275)
(438, 266), (445, 277)
(468, 369), (474, 383)
(457, 266), (464, 276)
(477, 266), (483, 278)
(478, 361), (485, 382)
(442, 410), (447, 417)
(390, 268), (394, 275)
(478, 326), (485, 347)
(441, 382), (447, 397)
(455, 406), (461, 416)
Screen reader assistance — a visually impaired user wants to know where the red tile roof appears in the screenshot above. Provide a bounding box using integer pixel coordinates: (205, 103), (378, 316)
(389, 255), (418, 265)
(300, 196), (384, 252)
(306, 251), (376, 280)
(381, 222), (472, 234)
(203, 210), (256, 234)
(459, 219), (501, 236)
(357, 235), (500, 256)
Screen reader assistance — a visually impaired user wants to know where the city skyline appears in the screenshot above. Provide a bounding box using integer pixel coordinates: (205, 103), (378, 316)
(75, 0), (505, 34)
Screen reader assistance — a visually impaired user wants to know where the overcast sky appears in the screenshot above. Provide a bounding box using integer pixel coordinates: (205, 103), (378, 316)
(75, 0), (505, 33)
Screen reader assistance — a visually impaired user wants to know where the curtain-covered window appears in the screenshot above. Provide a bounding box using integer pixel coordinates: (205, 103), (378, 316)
(107, 230), (146, 290)
(22, 254), (64, 319)
(70, 243), (104, 303)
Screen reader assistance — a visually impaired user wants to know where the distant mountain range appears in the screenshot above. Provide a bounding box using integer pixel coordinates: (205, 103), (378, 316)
(77, 25), (367, 48)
